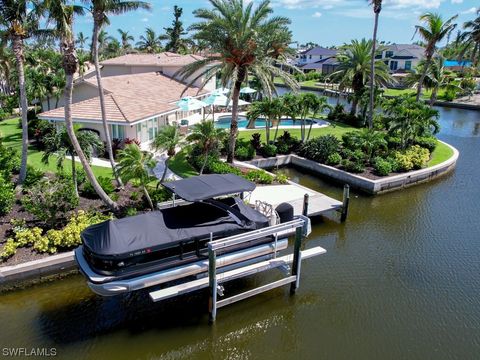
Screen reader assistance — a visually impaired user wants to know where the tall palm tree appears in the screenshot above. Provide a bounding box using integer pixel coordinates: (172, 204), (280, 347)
(177, 0), (299, 163)
(330, 39), (391, 117)
(0, 0), (43, 184)
(84, 0), (151, 188)
(413, 12), (458, 101)
(0, 38), (13, 96)
(367, 0), (382, 129)
(46, 0), (118, 211)
(161, 5), (191, 53)
(76, 31), (88, 50)
(151, 125), (182, 182)
(136, 27), (162, 53)
(187, 121), (226, 175)
(460, 11), (480, 67)
(42, 125), (104, 196)
(116, 144), (156, 210)
(117, 28), (133, 50)
(306, 95), (331, 141)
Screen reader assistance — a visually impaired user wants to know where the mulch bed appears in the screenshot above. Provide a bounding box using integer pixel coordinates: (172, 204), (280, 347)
(0, 183), (145, 268)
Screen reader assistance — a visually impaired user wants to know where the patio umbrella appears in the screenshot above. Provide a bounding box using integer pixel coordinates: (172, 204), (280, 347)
(204, 93), (230, 121)
(227, 99), (250, 107)
(176, 96), (208, 111)
(240, 87), (257, 94)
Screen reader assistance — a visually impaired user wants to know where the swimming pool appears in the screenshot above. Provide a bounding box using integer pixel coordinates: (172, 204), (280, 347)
(215, 116), (319, 129)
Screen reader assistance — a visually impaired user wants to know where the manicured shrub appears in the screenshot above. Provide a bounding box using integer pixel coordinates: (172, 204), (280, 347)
(125, 207), (138, 217)
(341, 159), (365, 173)
(386, 136), (402, 150)
(208, 161), (242, 176)
(0, 145), (21, 179)
(81, 176), (115, 199)
(275, 131), (300, 154)
(0, 239), (17, 260)
(235, 141), (255, 161)
(130, 191), (140, 201)
(245, 169), (274, 184)
(23, 166), (45, 188)
(261, 144), (277, 158)
(250, 133), (262, 151)
(326, 152), (342, 166)
(393, 145), (430, 172)
(414, 137), (438, 152)
(22, 178), (79, 225)
(13, 227), (43, 247)
(0, 176), (15, 216)
(300, 135), (340, 164)
(373, 157), (393, 176)
(274, 173), (289, 184)
(34, 211), (110, 253)
(341, 132), (362, 151)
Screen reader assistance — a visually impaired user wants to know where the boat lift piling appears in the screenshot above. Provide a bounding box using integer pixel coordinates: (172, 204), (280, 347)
(203, 217), (320, 323)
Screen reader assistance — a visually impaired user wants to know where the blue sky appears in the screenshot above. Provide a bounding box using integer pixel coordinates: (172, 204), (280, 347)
(74, 0), (478, 47)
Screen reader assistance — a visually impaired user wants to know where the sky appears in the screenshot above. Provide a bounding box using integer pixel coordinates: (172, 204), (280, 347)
(74, 0), (479, 47)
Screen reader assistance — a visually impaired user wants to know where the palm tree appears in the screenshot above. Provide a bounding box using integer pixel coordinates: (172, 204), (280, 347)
(460, 11), (480, 67)
(46, 0), (118, 211)
(357, 128), (387, 163)
(136, 27), (162, 53)
(84, 0), (150, 189)
(76, 31), (89, 50)
(330, 39), (391, 117)
(177, 0), (299, 163)
(0, 0), (43, 184)
(42, 125), (104, 196)
(187, 121), (226, 175)
(306, 95), (331, 141)
(116, 144), (156, 210)
(117, 28), (133, 50)
(367, 0), (382, 129)
(413, 12), (458, 102)
(161, 5), (191, 53)
(0, 41), (13, 96)
(151, 125), (182, 182)
(246, 98), (283, 144)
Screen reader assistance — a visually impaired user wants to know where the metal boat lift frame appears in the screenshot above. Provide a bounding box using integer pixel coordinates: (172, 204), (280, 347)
(148, 216), (326, 323)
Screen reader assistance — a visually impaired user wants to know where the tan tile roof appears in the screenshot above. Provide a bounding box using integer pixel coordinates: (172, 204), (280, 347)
(39, 72), (206, 123)
(100, 52), (205, 67)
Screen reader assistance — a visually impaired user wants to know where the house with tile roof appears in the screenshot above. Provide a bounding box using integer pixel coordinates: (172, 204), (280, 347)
(38, 53), (215, 147)
(295, 46), (339, 74)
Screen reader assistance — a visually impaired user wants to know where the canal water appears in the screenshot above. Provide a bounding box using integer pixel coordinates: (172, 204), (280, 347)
(0, 105), (479, 360)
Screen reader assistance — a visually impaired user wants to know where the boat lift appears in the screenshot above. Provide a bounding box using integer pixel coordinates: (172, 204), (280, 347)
(148, 215), (326, 323)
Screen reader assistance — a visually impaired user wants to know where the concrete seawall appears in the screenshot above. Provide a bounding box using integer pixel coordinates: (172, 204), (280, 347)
(247, 141), (459, 195)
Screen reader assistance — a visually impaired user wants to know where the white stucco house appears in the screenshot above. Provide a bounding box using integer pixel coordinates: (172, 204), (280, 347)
(378, 44), (425, 73)
(38, 52), (215, 148)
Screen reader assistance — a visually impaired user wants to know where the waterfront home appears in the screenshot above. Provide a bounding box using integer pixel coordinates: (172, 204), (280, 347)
(296, 46), (339, 74)
(38, 53), (215, 148)
(378, 43), (425, 72)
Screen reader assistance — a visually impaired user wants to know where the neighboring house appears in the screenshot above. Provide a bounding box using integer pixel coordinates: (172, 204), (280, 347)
(300, 56), (340, 75)
(38, 53), (215, 148)
(378, 44), (425, 73)
(296, 46), (337, 65)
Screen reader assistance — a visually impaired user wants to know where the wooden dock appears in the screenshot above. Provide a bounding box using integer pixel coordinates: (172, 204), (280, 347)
(249, 183), (344, 217)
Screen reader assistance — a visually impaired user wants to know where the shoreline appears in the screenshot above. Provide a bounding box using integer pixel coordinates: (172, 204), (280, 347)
(275, 83), (480, 111)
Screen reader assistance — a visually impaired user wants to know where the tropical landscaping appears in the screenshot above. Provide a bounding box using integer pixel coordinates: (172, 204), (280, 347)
(0, 0), (474, 266)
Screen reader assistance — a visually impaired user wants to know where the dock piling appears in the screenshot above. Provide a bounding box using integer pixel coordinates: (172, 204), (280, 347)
(302, 194), (310, 217)
(290, 226), (303, 294)
(341, 185), (350, 222)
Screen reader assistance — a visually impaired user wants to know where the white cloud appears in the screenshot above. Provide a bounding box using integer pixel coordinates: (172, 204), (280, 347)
(451, 0), (463, 3)
(312, 11), (322, 17)
(461, 7), (477, 14)
(273, 0), (446, 10)
(141, 17), (149, 22)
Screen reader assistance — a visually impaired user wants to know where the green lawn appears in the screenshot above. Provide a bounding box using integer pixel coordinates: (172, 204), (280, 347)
(237, 121), (358, 142)
(428, 141), (454, 167)
(0, 118), (113, 178)
(168, 147), (198, 178)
